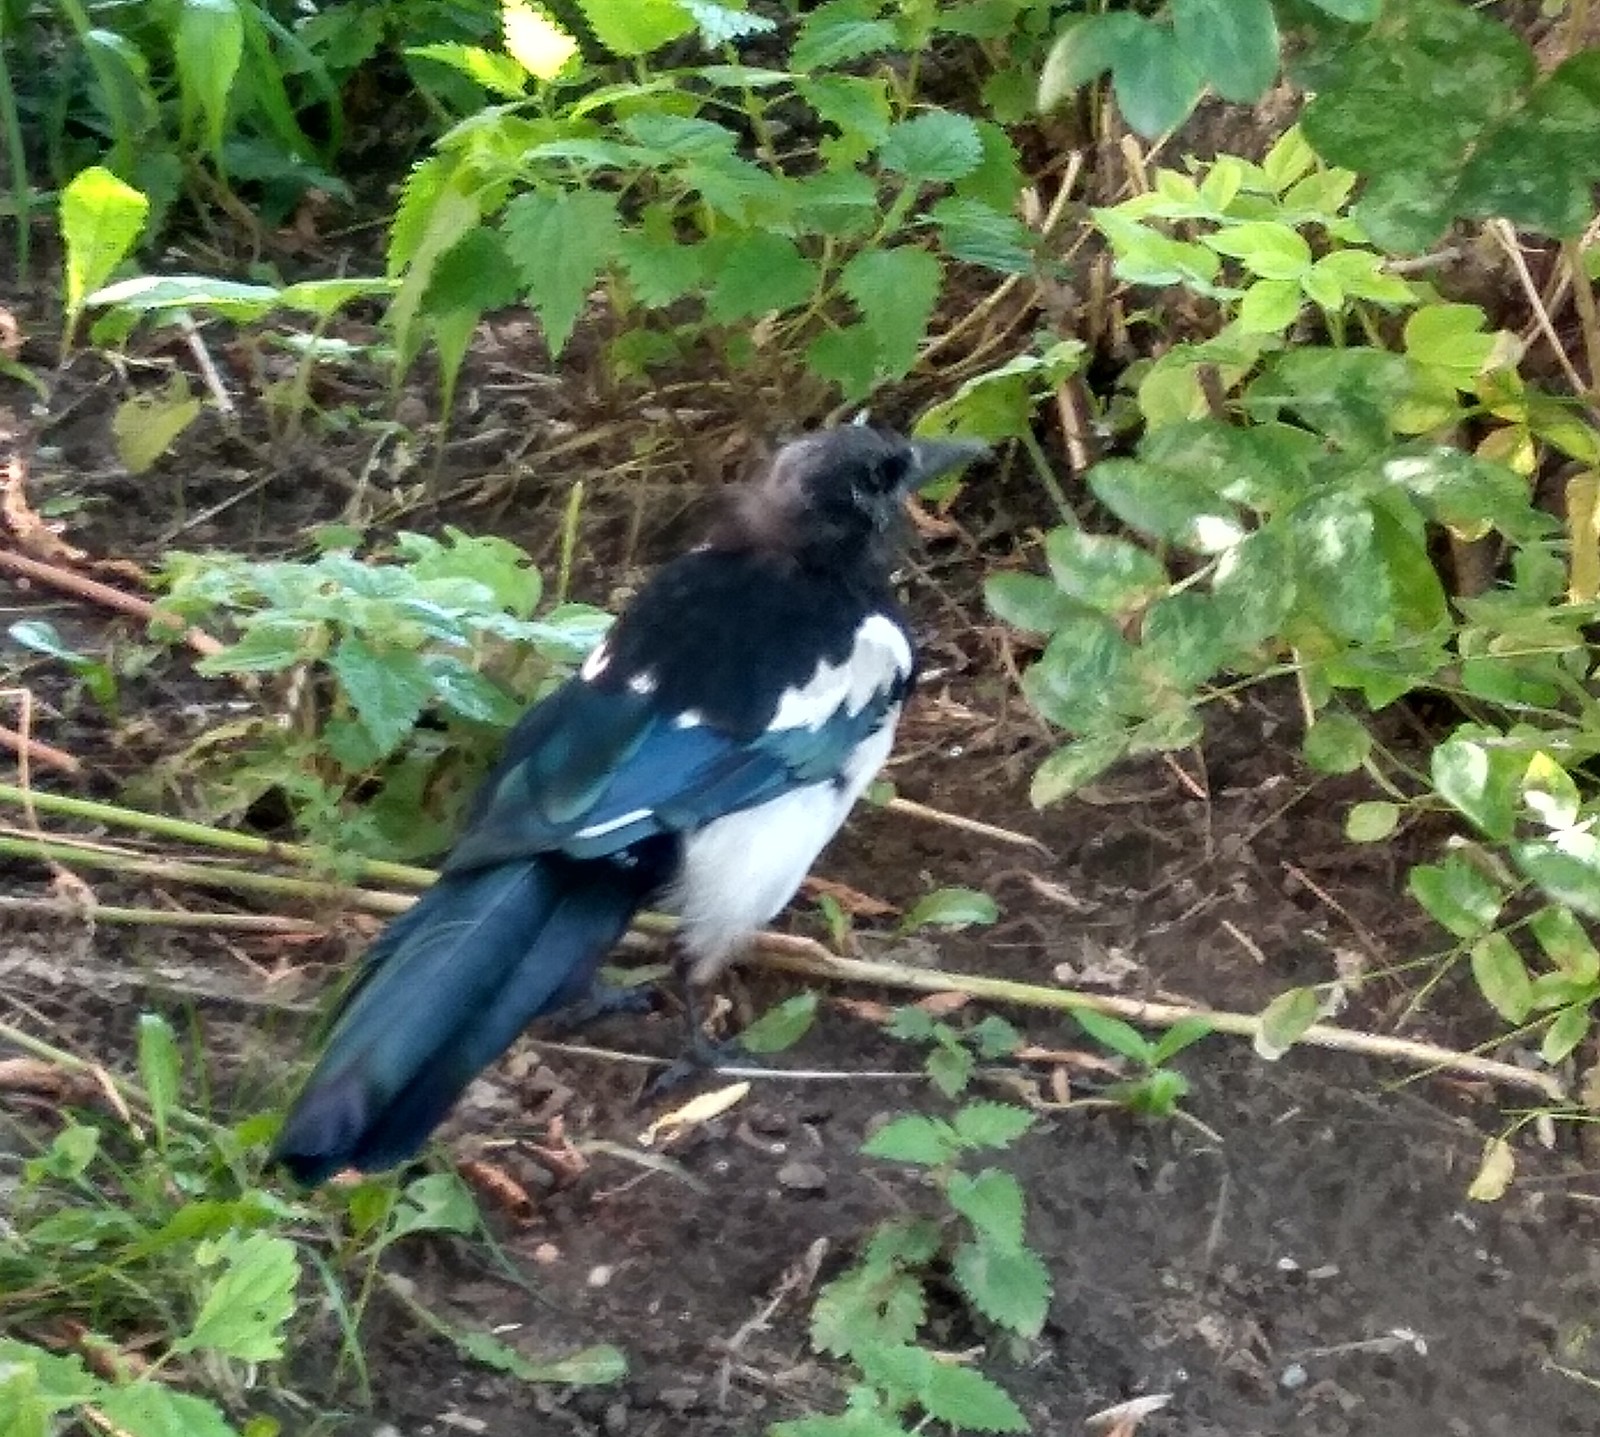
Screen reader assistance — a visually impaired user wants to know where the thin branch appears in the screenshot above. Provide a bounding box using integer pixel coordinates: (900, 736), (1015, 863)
(0, 893), (324, 934)
(883, 795), (1050, 855)
(0, 722), (79, 776)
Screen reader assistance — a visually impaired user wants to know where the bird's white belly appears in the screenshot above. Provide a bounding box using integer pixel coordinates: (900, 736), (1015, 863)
(667, 716), (898, 979)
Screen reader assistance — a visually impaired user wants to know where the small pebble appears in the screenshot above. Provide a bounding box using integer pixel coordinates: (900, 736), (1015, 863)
(1280, 1363), (1308, 1391)
(777, 1160), (828, 1193)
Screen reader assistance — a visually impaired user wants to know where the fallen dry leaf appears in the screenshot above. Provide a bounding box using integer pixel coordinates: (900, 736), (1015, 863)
(457, 1158), (536, 1220)
(915, 991), (972, 1018)
(639, 1080), (750, 1146)
(1084, 1393), (1171, 1435)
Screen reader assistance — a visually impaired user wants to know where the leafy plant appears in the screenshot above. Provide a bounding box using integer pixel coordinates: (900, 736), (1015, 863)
(386, 0), (1042, 410)
(886, 1004), (1021, 1100)
(148, 528), (610, 859)
(1068, 1009), (1211, 1117)
(0, 1014), (620, 1436)
(776, 1100), (1047, 1437)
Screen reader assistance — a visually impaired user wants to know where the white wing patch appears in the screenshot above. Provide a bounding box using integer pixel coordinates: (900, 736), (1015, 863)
(668, 712), (901, 979)
(770, 612), (912, 732)
(580, 641), (611, 682)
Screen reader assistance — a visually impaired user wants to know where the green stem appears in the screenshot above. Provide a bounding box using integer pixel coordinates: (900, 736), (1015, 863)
(0, 3), (29, 281)
(0, 783), (434, 888)
(0, 894), (324, 932)
(0, 833), (414, 913)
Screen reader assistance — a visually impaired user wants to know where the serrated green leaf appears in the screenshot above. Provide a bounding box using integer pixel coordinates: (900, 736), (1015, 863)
(704, 232), (818, 323)
(879, 112), (983, 184)
(801, 74), (892, 163)
(1302, 713), (1371, 774)
(840, 246), (942, 381)
(811, 1263), (926, 1358)
(950, 1238), (1051, 1340)
(1470, 933), (1534, 1023)
(862, 1115), (959, 1166)
(61, 167), (150, 333)
(902, 887), (998, 932)
(1045, 528), (1167, 614)
(740, 992), (818, 1054)
(1346, 800), (1400, 842)
(194, 620), (309, 675)
(1408, 855), (1505, 938)
(1254, 986), (1321, 1060)
(98, 1384), (238, 1437)
(1206, 221), (1310, 280)
(579, 0), (694, 55)
(137, 1013), (182, 1151)
(503, 190), (619, 356)
(951, 1101), (1035, 1150)
(328, 635), (434, 759)
(792, 0), (900, 70)
(178, 1231), (298, 1362)
(926, 1039), (975, 1098)
(1172, 0), (1278, 103)
(948, 1168), (1026, 1249)
(921, 1360), (1028, 1433)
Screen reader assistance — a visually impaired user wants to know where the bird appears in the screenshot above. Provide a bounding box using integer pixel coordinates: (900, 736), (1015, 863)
(271, 424), (987, 1185)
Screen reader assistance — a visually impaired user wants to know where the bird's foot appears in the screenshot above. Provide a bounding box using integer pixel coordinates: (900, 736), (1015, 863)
(642, 1031), (764, 1101)
(539, 982), (658, 1037)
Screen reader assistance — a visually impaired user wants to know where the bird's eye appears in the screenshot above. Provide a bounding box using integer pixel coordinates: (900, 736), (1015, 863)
(871, 452), (911, 493)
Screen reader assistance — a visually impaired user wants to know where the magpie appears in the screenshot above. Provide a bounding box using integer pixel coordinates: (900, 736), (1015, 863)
(272, 424), (986, 1185)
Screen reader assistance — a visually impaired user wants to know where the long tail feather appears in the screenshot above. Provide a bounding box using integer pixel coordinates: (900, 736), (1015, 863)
(272, 856), (642, 1185)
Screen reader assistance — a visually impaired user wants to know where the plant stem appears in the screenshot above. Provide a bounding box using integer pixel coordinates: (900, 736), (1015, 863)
(0, 833), (413, 913)
(0, 6), (29, 281)
(0, 783), (434, 888)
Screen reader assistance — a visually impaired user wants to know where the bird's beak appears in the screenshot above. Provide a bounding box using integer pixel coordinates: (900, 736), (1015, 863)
(904, 437), (989, 492)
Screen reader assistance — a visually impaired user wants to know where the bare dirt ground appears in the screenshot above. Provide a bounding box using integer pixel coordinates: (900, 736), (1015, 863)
(3, 228), (1600, 1437)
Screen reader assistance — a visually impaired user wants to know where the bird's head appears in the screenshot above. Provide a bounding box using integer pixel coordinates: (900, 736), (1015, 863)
(735, 425), (987, 569)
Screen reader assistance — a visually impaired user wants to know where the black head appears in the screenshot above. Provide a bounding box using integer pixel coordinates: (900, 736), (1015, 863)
(734, 425), (987, 571)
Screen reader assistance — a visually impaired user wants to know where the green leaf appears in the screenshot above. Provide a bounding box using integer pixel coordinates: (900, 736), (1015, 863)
(1071, 1007), (1154, 1064)
(1172, 0), (1278, 102)
(178, 1231), (298, 1362)
(1304, 0), (1380, 18)
(862, 1115), (958, 1166)
(801, 74), (892, 162)
(1087, 455), (1242, 551)
(986, 572), (1075, 634)
(902, 887), (999, 932)
(1236, 277), (1305, 333)
(1045, 528), (1167, 614)
(328, 635), (435, 760)
(113, 381), (202, 474)
(1346, 800), (1400, 842)
(1470, 933), (1534, 1023)
(503, 190), (620, 356)
(1029, 733), (1128, 806)
(1148, 1015), (1213, 1065)
(1288, 494), (1391, 644)
(27, 1123), (99, 1181)
(1408, 855), (1505, 938)
(1521, 752), (1581, 831)
(194, 620), (309, 675)
(951, 1101), (1035, 1150)
(926, 1039), (975, 1098)
(840, 246), (942, 381)
(740, 992), (819, 1054)
(137, 1013), (182, 1152)
(950, 1238), (1051, 1340)
(1467, 1135), (1515, 1202)
(920, 1360), (1028, 1433)
(61, 167), (149, 334)
(792, 0), (900, 70)
(97, 1385), (238, 1437)
(1038, 13), (1144, 109)
(578, 0), (694, 55)
(0, 1340), (99, 1411)
(1512, 832), (1600, 920)
(1205, 221), (1310, 280)
(1023, 613), (1139, 732)
(387, 1171), (479, 1241)
(1254, 986), (1321, 1060)
(705, 232), (819, 323)
(175, 0), (244, 165)
(1302, 713), (1371, 775)
(1140, 591), (1232, 688)
(811, 1263), (926, 1358)
(948, 1168), (1026, 1249)
(1431, 730), (1520, 840)
(1542, 1006), (1592, 1065)
(1110, 20), (1205, 137)
(1529, 906), (1600, 983)
(878, 111), (983, 184)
